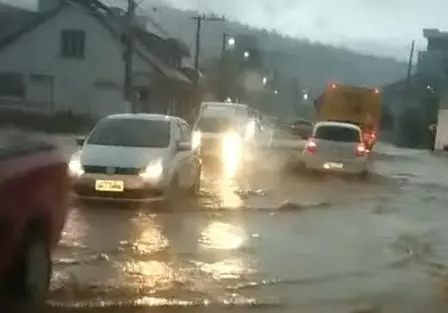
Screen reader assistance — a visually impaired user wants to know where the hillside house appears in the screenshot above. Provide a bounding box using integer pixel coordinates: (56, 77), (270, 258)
(418, 29), (448, 84)
(0, 0), (193, 117)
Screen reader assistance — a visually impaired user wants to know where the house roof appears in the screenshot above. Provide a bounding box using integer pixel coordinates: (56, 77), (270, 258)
(0, 0), (191, 84)
(143, 15), (190, 56)
(82, 0), (191, 83)
(0, 5), (64, 50)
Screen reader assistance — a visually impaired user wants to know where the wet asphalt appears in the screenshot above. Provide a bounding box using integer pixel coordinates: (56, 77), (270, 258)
(45, 139), (448, 313)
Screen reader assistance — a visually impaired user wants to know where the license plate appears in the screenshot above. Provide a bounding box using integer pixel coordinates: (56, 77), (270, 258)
(95, 180), (124, 192)
(324, 162), (343, 169)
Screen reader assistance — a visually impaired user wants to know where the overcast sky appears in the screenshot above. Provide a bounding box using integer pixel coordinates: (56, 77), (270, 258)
(10, 0), (448, 60)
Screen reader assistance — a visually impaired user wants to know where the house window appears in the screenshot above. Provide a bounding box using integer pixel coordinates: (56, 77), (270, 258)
(60, 29), (85, 58)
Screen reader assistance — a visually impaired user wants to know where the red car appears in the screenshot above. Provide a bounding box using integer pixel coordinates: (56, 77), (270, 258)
(0, 132), (70, 310)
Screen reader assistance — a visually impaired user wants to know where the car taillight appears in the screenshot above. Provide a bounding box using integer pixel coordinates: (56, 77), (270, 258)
(356, 143), (366, 157)
(305, 138), (317, 154)
(363, 131), (376, 141)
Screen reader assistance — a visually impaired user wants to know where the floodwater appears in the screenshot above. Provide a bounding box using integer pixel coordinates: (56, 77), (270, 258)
(45, 141), (448, 313)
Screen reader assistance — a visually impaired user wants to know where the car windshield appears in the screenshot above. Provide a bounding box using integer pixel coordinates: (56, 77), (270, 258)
(315, 125), (361, 142)
(87, 118), (171, 147)
(195, 117), (240, 133)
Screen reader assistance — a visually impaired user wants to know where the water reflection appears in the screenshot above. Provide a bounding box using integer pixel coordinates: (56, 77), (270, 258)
(216, 178), (243, 209)
(122, 260), (185, 291)
(197, 257), (252, 280)
(199, 221), (246, 250)
(128, 213), (170, 255)
(56, 208), (88, 250)
(200, 157), (245, 210)
(118, 213), (187, 291)
(197, 221), (253, 282)
(51, 207), (187, 301)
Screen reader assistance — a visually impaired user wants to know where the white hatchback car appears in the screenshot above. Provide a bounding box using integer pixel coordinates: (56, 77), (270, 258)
(302, 121), (369, 176)
(69, 114), (201, 201)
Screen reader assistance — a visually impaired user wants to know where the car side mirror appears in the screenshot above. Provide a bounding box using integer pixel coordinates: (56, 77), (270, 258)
(76, 136), (85, 146)
(177, 141), (192, 151)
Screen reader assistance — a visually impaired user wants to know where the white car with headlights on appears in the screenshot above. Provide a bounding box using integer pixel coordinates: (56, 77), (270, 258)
(69, 114), (201, 202)
(192, 115), (257, 175)
(302, 121), (369, 176)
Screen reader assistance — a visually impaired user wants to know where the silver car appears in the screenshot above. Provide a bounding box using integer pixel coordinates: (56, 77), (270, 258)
(69, 114), (202, 202)
(302, 121), (369, 176)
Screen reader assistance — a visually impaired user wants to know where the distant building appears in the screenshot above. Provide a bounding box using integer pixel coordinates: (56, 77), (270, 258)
(383, 29), (448, 122)
(0, 0), (193, 117)
(417, 28), (448, 84)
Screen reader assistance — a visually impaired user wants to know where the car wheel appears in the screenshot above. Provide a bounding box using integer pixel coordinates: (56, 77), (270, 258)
(7, 227), (51, 312)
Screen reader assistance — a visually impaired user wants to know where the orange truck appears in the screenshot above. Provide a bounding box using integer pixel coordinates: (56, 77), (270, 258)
(314, 83), (382, 151)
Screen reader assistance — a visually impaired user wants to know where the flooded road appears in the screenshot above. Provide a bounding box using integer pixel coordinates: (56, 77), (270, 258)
(46, 141), (448, 313)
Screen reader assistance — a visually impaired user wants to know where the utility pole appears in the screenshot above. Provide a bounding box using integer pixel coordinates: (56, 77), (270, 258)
(406, 40), (415, 91)
(124, 0), (136, 111)
(189, 15), (224, 116)
(191, 14), (225, 74)
(222, 33), (230, 56)
(192, 16), (202, 73)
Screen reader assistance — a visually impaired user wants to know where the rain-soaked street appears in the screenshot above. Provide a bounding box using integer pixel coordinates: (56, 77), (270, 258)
(45, 140), (448, 313)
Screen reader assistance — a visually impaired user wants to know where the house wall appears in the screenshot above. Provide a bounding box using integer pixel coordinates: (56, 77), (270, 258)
(435, 109), (448, 150)
(0, 2), (155, 116)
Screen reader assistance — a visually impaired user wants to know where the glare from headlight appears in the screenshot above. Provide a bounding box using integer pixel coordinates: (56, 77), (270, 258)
(139, 159), (164, 180)
(192, 130), (201, 150)
(222, 130), (242, 178)
(68, 159), (84, 176)
(245, 120), (256, 140)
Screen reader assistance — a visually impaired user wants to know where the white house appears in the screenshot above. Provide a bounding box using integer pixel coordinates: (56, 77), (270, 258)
(0, 0), (192, 117)
(434, 95), (448, 151)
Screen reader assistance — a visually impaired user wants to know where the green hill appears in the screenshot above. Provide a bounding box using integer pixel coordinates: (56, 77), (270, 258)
(147, 5), (407, 91)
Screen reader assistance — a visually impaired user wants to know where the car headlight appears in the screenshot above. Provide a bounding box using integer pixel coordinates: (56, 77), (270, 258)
(192, 130), (201, 150)
(68, 159), (84, 177)
(139, 159), (164, 181)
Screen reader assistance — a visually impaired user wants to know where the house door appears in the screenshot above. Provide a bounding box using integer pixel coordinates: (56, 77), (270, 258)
(27, 74), (53, 110)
